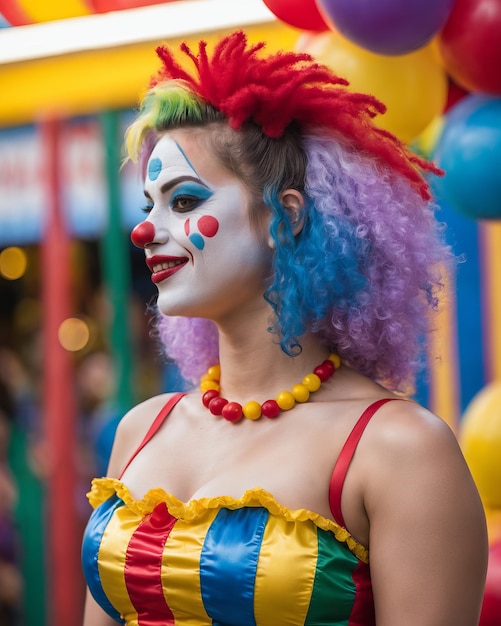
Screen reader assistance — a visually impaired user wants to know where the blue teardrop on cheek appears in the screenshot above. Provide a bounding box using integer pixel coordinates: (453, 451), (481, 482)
(189, 233), (205, 250)
(148, 158), (162, 181)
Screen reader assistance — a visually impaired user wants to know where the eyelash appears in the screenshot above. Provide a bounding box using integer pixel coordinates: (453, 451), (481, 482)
(171, 195), (203, 212)
(141, 195), (203, 214)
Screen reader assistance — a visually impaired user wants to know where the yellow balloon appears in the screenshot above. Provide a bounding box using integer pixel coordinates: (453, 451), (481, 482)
(460, 382), (501, 511)
(297, 31), (447, 143)
(412, 115), (445, 159)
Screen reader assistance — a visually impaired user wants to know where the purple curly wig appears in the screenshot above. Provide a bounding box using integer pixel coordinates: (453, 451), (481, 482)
(125, 33), (454, 394)
(153, 129), (452, 393)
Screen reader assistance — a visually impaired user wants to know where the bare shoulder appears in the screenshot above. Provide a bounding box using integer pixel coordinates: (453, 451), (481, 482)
(363, 398), (461, 459)
(106, 392), (181, 478)
(358, 399), (488, 625)
(358, 398), (477, 504)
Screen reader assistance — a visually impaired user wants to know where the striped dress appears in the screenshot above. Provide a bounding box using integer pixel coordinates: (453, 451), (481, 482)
(82, 395), (394, 625)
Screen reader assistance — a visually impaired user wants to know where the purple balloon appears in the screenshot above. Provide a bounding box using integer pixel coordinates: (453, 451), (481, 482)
(316, 0), (456, 55)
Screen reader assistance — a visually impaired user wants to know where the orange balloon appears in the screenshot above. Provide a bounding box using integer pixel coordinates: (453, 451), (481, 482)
(298, 31), (447, 143)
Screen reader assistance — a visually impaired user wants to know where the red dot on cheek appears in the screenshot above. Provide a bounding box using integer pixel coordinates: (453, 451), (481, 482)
(198, 216), (219, 238)
(131, 221), (156, 248)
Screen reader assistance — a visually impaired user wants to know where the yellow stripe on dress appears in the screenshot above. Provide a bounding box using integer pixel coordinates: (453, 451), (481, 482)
(98, 505), (139, 625)
(161, 508), (220, 625)
(254, 514), (318, 625)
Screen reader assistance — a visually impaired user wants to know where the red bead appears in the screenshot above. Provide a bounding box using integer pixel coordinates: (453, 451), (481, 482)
(208, 397), (228, 416)
(322, 359), (335, 376)
(313, 363), (331, 382)
(221, 402), (243, 422)
(202, 389), (220, 408)
(261, 400), (280, 418)
(131, 221), (155, 248)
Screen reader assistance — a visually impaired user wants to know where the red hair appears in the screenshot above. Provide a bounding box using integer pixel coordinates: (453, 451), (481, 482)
(154, 30), (440, 200)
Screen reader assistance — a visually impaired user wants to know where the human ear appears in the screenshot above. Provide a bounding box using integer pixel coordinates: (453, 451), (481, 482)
(281, 189), (305, 236)
(267, 188), (305, 249)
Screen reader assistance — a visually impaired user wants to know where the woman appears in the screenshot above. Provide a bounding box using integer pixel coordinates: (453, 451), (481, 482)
(82, 31), (487, 625)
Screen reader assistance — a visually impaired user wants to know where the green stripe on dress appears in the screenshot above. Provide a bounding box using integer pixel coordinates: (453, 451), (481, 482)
(305, 528), (359, 625)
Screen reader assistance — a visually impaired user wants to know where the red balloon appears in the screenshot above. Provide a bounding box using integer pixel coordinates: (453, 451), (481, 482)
(438, 0), (501, 95)
(479, 540), (501, 626)
(262, 0), (328, 32)
(444, 77), (469, 112)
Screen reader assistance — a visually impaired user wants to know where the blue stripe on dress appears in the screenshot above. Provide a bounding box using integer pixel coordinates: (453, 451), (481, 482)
(200, 507), (269, 626)
(81, 495), (125, 624)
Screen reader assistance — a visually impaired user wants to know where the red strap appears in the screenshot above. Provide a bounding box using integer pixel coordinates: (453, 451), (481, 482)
(118, 392), (186, 479)
(329, 397), (398, 527)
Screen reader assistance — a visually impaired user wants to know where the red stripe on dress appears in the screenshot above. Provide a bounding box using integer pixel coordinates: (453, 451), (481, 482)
(124, 502), (177, 625)
(348, 561), (376, 626)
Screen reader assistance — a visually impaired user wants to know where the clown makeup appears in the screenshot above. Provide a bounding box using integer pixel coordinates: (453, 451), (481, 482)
(139, 131), (273, 320)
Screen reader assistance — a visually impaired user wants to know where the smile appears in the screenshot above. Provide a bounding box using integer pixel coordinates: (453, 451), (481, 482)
(146, 255), (188, 283)
(152, 260), (184, 272)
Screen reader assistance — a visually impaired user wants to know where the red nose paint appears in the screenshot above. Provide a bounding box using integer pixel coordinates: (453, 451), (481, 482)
(131, 221), (156, 248)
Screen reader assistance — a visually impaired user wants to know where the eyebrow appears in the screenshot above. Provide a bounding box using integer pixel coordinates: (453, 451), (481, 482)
(144, 175), (209, 199)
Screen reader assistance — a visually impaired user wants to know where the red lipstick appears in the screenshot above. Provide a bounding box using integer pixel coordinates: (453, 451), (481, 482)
(146, 255), (188, 284)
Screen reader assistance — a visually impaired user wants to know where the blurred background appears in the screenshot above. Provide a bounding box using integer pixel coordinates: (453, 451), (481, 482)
(0, 0), (500, 624)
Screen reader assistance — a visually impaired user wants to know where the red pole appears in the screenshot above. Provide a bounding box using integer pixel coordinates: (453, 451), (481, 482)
(40, 117), (83, 626)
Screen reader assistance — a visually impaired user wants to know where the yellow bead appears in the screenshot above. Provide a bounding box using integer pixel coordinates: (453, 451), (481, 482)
(276, 391), (296, 411)
(200, 379), (220, 392)
(243, 400), (262, 420)
(207, 364), (221, 380)
(292, 383), (310, 403)
(328, 353), (341, 368)
(302, 373), (321, 392)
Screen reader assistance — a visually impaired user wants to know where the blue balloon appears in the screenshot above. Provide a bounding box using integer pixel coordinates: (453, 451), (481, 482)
(432, 95), (501, 220)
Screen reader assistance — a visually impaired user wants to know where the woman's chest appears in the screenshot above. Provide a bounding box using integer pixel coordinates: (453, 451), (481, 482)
(83, 490), (368, 626)
(120, 412), (345, 519)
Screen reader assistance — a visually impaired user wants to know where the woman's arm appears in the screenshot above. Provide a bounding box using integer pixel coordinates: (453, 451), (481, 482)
(364, 403), (488, 625)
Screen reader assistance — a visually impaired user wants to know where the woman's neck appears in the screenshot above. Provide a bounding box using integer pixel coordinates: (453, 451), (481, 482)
(212, 311), (330, 406)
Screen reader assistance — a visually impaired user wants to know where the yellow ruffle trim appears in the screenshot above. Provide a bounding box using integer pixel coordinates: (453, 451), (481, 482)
(88, 477), (368, 563)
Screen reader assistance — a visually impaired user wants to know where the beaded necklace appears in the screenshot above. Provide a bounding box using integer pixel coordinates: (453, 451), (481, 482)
(200, 353), (340, 422)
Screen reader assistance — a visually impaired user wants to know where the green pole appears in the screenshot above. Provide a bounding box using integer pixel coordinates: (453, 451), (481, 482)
(100, 110), (134, 415)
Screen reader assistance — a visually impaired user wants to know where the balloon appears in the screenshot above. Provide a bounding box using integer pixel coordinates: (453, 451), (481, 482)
(479, 540), (501, 626)
(262, 0), (328, 32)
(461, 386), (501, 625)
(411, 116), (445, 160)
(298, 31), (447, 142)
(316, 0), (455, 55)
(460, 382), (501, 510)
(444, 77), (469, 113)
(433, 96), (501, 220)
(438, 0), (501, 95)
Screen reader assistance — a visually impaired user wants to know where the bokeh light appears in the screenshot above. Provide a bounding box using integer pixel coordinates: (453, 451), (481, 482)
(58, 317), (90, 351)
(0, 246), (28, 280)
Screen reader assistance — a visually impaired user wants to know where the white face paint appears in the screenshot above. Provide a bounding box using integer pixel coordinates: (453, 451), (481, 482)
(141, 130), (272, 320)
